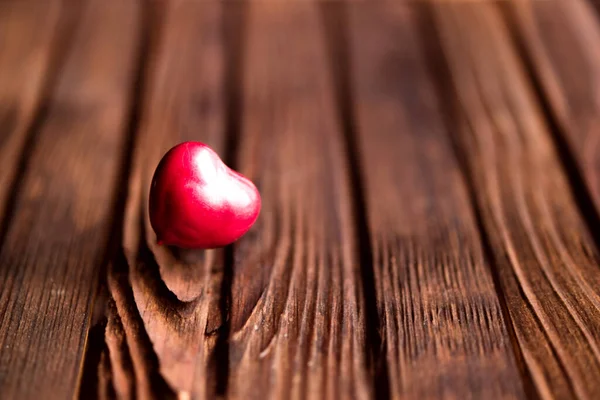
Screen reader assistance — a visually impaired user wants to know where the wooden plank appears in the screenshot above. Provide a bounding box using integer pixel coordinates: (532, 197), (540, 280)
(432, 2), (600, 399)
(346, 3), (526, 399)
(102, 2), (227, 399)
(225, 3), (372, 399)
(0, 0), (68, 230)
(507, 0), (600, 231)
(0, 0), (141, 398)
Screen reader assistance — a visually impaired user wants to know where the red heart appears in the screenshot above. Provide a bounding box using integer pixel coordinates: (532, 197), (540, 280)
(149, 141), (261, 249)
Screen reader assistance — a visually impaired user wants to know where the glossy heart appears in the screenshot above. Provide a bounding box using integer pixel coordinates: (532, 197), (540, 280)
(149, 141), (261, 249)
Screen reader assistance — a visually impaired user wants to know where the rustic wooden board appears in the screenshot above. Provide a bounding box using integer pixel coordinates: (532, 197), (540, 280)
(104, 3), (374, 399)
(6, 1), (600, 399)
(224, 2), (372, 399)
(507, 0), (600, 233)
(345, 3), (527, 399)
(0, 0), (69, 237)
(0, 0), (141, 398)
(432, 2), (600, 399)
(100, 2), (228, 399)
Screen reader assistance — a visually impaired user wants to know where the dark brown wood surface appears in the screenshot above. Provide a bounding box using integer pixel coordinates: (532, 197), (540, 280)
(226, 3), (371, 398)
(0, 0), (66, 235)
(102, 2), (227, 399)
(433, 2), (600, 398)
(2, 0), (600, 399)
(507, 0), (600, 238)
(346, 4), (525, 399)
(0, 0), (141, 398)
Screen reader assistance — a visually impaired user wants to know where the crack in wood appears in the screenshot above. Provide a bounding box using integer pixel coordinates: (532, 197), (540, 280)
(320, 3), (390, 399)
(416, 3), (540, 398)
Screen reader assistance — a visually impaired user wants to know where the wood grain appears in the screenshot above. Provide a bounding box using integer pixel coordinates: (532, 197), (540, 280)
(0, 0), (141, 398)
(224, 3), (371, 399)
(96, 3), (375, 399)
(345, 3), (527, 399)
(432, 2), (600, 399)
(507, 0), (600, 232)
(0, 0), (68, 233)
(100, 2), (228, 399)
(6, 1), (600, 398)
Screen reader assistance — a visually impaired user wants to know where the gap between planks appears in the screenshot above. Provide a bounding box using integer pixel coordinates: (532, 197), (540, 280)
(429, 1), (600, 398)
(0, 0), (144, 398)
(77, 1), (161, 398)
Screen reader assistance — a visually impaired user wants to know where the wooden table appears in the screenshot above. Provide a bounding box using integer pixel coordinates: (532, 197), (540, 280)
(1, 0), (600, 399)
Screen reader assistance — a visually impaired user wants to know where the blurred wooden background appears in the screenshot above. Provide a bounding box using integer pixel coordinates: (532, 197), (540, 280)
(2, 0), (600, 399)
